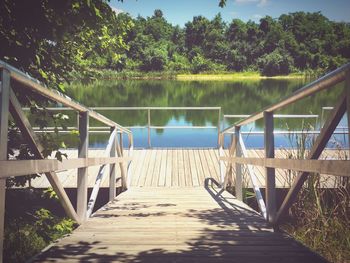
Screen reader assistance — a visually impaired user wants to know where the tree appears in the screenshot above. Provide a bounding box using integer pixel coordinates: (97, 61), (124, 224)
(258, 49), (294, 76)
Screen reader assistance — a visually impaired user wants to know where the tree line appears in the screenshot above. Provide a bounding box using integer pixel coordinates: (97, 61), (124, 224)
(1, 0), (350, 92)
(113, 10), (350, 76)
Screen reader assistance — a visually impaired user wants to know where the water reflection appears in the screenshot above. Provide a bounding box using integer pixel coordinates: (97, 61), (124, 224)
(59, 78), (347, 148)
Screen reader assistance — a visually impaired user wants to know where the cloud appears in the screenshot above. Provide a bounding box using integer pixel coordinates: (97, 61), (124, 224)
(234, 0), (269, 7)
(111, 6), (123, 15)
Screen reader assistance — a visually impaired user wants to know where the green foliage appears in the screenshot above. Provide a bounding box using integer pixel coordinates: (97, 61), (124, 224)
(281, 128), (350, 263)
(258, 49), (294, 76)
(4, 189), (77, 263)
(112, 10), (349, 76)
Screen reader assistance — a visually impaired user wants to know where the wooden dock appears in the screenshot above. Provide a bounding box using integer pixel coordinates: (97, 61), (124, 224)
(32, 186), (326, 263)
(29, 148), (344, 189)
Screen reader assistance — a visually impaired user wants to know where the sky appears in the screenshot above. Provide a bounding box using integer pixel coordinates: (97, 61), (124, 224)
(110, 0), (350, 27)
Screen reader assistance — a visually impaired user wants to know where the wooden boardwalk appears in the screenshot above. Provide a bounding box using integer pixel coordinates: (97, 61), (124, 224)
(32, 186), (326, 263)
(29, 148), (344, 189)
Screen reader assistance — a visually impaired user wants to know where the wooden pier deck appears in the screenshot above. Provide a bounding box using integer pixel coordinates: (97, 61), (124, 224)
(32, 186), (326, 263)
(29, 148), (343, 189)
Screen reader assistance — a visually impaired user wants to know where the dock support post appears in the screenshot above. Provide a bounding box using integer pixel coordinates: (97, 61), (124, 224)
(0, 69), (10, 263)
(217, 108), (221, 147)
(264, 111), (276, 224)
(77, 111), (89, 222)
(346, 70), (350, 153)
(109, 127), (117, 201)
(235, 126), (243, 201)
(148, 109), (151, 148)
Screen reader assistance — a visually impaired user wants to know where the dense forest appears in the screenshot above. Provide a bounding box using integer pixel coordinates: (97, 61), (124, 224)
(113, 10), (350, 76)
(1, 0), (350, 92)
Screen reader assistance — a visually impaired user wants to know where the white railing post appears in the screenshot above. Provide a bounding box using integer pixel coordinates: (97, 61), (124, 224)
(235, 126), (243, 201)
(148, 108), (151, 148)
(264, 111), (276, 224)
(109, 127), (117, 201)
(77, 111), (89, 222)
(346, 70), (350, 151)
(0, 69), (10, 263)
(217, 108), (221, 147)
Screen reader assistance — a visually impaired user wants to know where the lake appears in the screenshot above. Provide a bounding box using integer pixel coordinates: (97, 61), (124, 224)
(63, 78), (347, 149)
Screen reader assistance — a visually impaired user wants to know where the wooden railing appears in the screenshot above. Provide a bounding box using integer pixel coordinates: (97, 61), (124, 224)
(219, 62), (350, 225)
(0, 61), (133, 262)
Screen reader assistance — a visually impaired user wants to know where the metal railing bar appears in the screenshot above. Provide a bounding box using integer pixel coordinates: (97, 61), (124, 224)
(224, 114), (319, 118)
(23, 106), (221, 111)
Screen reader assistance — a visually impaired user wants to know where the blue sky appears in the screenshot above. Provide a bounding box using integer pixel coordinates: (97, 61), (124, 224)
(110, 0), (350, 26)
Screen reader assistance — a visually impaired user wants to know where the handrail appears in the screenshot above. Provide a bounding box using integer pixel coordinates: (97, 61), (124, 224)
(0, 60), (134, 245)
(222, 62), (350, 132)
(0, 60), (131, 135)
(218, 63), (350, 226)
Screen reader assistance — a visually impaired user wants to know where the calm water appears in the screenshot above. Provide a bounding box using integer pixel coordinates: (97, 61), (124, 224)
(62, 78), (347, 148)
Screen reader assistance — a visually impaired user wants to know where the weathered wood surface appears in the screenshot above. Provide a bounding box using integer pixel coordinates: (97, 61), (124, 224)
(32, 187), (326, 263)
(26, 149), (346, 189)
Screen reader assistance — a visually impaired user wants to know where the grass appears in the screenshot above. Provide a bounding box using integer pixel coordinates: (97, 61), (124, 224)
(176, 72), (306, 81)
(279, 125), (350, 263)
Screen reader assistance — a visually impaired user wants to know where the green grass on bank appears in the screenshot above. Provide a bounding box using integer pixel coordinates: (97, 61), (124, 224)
(177, 72), (306, 81)
(87, 69), (309, 81)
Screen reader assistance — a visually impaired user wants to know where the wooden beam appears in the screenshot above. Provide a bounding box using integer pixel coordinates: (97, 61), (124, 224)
(346, 70), (350, 157)
(275, 93), (347, 224)
(8, 89), (80, 223)
(220, 157), (350, 177)
(0, 69), (10, 263)
(116, 133), (127, 190)
(264, 111), (276, 224)
(235, 126), (243, 201)
(87, 130), (117, 218)
(238, 134), (267, 219)
(109, 127), (117, 201)
(0, 156), (132, 178)
(77, 111), (89, 222)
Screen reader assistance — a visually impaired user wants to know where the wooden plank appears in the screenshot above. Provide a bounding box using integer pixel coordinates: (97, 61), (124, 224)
(0, 68), (10, 263)
(137, 149), (153, 187)
(77, 111), (89, 221)
(134, 150), (148, 186)
(8, 89), (79, 222)
(153, 149), (163, 186)
(264, 111), (276, 224)
(276, 93), (347, 224)
(198, 149), (210, 182)
(188, 150), (200, 186)
(164, 149), (172, 187)
(147, 150), (162, 186)
(209, 149), (221, 182)
(183, 150), (192, 187)
(194, 149), (205, 185)
(171, 149), (179, 187)
(177, 150), (185, 187)
(129, 149), (143, 186)
(144, 150), (156, 186)
(158, 149), (166, 186)
(204, 149), (219, 182)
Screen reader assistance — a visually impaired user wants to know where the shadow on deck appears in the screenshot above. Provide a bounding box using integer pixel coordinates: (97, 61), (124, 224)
(31, 179), (327, 263)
